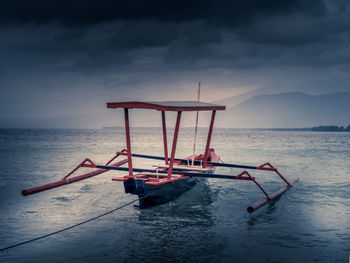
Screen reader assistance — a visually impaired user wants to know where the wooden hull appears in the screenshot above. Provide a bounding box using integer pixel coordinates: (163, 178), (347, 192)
(119, 150), (219, 208)
(123, 176), (200, 208)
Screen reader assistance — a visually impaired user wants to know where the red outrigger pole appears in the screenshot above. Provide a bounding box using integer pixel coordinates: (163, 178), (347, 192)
(22, 101), (299, 213)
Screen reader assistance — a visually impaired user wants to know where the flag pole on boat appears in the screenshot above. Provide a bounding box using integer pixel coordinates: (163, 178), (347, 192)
(191, 82), (201, 166)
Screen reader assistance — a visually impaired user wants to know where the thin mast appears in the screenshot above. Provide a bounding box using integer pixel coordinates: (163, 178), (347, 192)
(191, 82), (201, 166)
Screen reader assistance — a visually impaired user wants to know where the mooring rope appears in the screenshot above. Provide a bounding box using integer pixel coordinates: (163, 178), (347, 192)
(0, 197), (141, 253)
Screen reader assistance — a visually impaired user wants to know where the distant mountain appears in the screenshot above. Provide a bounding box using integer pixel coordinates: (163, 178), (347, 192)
(214, 86), (280, 108)
(214, 84), (350, 108)
(215, 92), (350, 128)
(1, 92), (349, 129)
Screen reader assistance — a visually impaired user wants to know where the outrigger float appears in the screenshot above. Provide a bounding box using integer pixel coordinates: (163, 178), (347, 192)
(22, 101), (299, 213)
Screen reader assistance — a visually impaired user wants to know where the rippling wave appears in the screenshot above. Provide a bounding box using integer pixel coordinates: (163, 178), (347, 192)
(0, 128), (349, 262)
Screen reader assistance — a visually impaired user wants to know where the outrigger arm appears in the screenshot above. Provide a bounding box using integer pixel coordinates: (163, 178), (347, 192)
(21, 152), (128, 196)
(21, 150), (299, 213)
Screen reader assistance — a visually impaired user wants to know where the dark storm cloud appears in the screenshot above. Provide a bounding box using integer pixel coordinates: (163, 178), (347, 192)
(1, 0), (350, 123)
(107, 21), (179, 50)
(0, 0), (335, 58)
(0, 0), (323, 27)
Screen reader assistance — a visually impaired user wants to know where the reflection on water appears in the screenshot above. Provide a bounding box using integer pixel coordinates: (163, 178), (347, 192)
(126, 181), (221, 263)
(0, 128), (349, 262)
(138, 180), (215, 223)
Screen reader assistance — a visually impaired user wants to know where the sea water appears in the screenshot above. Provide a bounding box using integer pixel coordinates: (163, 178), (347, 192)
(0, 128), (349, 263)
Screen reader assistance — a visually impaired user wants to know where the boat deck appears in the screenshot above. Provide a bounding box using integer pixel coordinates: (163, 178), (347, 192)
(153, 164), (214, 172)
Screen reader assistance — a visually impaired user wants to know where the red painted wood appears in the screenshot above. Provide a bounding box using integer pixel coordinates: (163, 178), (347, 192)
(247, 177), (299, 213)
(161, 111), (169, 165)
(21, 159), (128, 196)
(242, 171), (270, 198)
(124, 108), (133, 176)
(63, 158), (95, 180)
(145, 176), (186, 185)
(167, 111), (182, 180)
(203, 110), (216, 167)
(106, 101), (225, 111)
(112, 175), (133, 182)
(257, 162), (291, 185)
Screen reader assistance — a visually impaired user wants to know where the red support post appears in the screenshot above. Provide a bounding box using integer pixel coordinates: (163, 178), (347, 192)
(161, 111), (169, 165)
(167, 111), (182, 180)
(257, 162), (291, 186)
(62, 158), (95, 180)
(203, 110), (216, 167)
(124, 108), (133, 176)
(238, 171), (270, 199)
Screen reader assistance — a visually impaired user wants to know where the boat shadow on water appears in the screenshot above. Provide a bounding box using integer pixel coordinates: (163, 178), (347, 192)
(136, 179), (217, 226)
(117, 180), (225, 263)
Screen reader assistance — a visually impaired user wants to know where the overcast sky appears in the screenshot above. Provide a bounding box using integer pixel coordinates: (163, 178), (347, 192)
(1, 0), (350, 119)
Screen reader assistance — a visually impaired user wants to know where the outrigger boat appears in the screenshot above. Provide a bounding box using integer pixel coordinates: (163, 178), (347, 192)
(22, 101), (299, 213)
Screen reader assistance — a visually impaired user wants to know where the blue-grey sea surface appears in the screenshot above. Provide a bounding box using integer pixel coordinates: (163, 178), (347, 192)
(0, 128), (349, 262)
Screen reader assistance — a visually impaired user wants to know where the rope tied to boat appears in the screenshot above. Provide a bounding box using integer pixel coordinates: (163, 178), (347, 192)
(0, 196), (147, 253)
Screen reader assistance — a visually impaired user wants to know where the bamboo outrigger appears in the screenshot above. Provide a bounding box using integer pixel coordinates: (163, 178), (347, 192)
(22, 100), (299, 213)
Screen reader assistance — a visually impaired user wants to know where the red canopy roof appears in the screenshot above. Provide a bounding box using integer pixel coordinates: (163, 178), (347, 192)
(106, 101), (226, 111)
